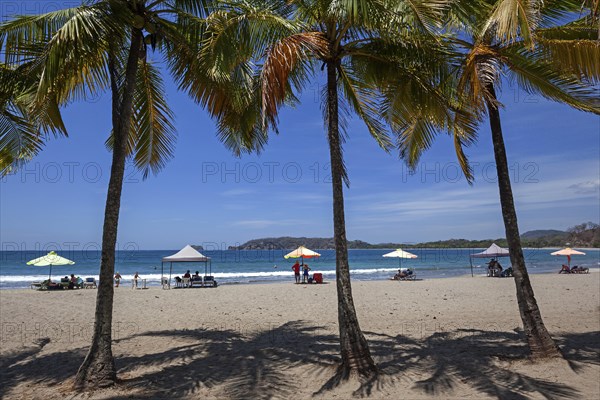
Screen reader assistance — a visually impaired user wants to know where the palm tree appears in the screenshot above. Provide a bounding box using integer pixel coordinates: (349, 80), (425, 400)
(200, 0), (474, 376)
(0, 0), (234, 388)
(403, 0), (599, 358)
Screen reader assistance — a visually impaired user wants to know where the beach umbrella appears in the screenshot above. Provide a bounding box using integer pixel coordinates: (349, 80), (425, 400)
(284, 246), (321, 264)
(383, 248), (418, 269)
(27, 251), (75, 280)
(550, 248), (585, 267)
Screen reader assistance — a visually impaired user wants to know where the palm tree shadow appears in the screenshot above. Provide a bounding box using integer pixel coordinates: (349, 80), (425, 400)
(338, 328), (593, 399)
(0, 323), (596, 399)
(113, 320), (341, 399)
(556, 331), (600, 373)
(0, 337), (84, 398)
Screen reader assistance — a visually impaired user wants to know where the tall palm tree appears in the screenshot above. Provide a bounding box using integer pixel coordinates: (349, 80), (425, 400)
(0, 0), (236, 388)
(200, 0), (475, 376)
(403, 0), (599, 358)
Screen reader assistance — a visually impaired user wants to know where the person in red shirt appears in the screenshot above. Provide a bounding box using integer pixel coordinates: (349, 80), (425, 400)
(291, 261), (301, 283)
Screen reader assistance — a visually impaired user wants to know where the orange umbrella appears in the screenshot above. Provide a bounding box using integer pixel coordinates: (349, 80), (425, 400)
(550, 248), (585, 267)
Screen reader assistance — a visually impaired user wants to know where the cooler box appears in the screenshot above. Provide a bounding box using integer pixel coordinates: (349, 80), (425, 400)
(313, 273), (323, 284)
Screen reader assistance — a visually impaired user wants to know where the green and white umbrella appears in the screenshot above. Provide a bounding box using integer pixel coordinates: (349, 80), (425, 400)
(27, 251), (75, 280)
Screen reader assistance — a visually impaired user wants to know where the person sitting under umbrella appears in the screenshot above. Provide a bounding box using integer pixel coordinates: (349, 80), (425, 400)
(391, 269), (413, 280)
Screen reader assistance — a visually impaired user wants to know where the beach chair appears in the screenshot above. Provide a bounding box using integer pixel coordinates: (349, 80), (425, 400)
(571, 266), (590, 274)
(83, 277), (97, 288)
(30, 281), (43, 290)
(401, 270), (417, 281)
(202, 276), (217, 287)
(161, 277), (170, 289)
(190, 277), (203, 287)
(182, 277), (191, 288)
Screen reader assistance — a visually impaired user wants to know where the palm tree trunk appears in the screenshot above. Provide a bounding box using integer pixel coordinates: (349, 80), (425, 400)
(485, 83), (561, 359)
(326, 61), (377, 376)
(75, 29), (143, 388)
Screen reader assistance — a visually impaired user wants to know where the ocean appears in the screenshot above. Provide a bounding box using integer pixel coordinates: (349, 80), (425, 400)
(1, 248), (598, 289)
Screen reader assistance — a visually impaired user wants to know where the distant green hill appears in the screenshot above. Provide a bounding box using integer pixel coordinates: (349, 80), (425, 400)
(227, 222), (599, 250)
(520, 230), (567, 239)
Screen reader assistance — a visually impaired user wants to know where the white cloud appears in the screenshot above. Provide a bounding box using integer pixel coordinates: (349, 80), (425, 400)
(568, 180), (600, 195)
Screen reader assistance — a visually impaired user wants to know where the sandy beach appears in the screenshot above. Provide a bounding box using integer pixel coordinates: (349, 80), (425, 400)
(1, 272), (598, 399)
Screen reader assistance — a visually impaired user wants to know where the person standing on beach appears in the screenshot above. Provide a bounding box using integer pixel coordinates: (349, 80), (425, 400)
(302, 264), (311, 283)
(292, 261), (301, 283)
(114, 272), (122, 287)
(133, 272), (140, 288)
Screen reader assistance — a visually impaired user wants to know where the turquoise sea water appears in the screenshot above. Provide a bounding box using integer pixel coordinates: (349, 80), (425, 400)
(1, 248), (598, 289)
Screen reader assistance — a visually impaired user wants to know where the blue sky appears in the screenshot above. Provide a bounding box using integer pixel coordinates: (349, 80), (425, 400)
(1, 4), (599, 250)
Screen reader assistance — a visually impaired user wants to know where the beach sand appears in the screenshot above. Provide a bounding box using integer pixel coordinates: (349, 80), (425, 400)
(1, 272), (598, 399)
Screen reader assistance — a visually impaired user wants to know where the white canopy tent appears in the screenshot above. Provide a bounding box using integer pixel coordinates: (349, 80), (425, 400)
(470, 243), (510, 259)
(161, 245), (212, 289)
(469, 243), (510, 276)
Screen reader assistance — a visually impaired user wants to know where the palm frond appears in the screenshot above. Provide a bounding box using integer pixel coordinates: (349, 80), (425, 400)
(481, 0), (538, 47)
(501, 44), (600, 113)
(172, 0), (212, 17)
(536, 38), (600, 83)
(106, 61), (177, 179)
(0, 62), (66, 176)
(538, 0), (592, 27)
(130, 61), (177, 179)
(261, 32), (326, 130)
(395, 0), (451, 34)
(337, 61), (393, 152)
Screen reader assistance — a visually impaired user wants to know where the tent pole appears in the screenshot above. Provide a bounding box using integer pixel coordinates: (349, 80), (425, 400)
(169, 262), (172, 289)
(470, 255), (473, 277)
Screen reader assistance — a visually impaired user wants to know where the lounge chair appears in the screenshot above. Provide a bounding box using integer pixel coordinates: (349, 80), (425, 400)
(202, 276), (218, 287)
(401, 270), (416, 281)
(30, 281), (43, 290)
(190, 277), (203, 287)
(83, 277), (97, 288)
(161, 277), (170, 289)
(571, 266), (589, 274)
(182, 277), (191, 288)
(391, 269), (416, 281)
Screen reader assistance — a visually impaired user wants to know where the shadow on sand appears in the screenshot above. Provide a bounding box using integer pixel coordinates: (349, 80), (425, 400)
(1, 322), (597, 399)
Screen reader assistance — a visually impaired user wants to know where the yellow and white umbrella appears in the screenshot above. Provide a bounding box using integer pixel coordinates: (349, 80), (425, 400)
(284, 246), (321, 264)
(383, 248), (418, 269)
(550, 248), (585, 267)
(27, 251), (75, 280)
